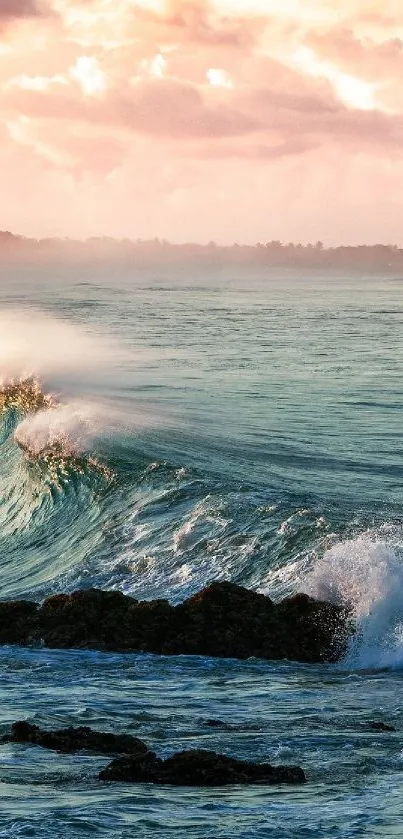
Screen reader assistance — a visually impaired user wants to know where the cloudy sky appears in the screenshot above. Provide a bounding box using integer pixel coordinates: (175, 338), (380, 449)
(0, 0), (401, 244)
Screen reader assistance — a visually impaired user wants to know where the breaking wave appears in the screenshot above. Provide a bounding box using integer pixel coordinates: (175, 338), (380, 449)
(0, 374), (116, 597)
(1, 312), (403, 673)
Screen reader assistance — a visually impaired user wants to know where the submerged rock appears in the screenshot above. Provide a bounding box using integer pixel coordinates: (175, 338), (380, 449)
(0, 581), (352, 663)
(3, 721), (148, 756)
(365, 721), (396, 733)
(99, 748), (306, 786)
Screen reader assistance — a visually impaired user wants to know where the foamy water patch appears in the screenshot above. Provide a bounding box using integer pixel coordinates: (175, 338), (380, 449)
(173, 497), (230, 554)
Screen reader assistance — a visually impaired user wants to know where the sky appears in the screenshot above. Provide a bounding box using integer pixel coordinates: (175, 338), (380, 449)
(0, 0), (402, 244)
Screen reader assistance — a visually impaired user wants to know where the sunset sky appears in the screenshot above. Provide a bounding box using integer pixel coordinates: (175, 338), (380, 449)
(0, 0), (402, 244)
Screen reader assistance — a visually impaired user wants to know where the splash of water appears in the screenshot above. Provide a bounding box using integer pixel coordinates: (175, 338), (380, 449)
(302, 534), (403, 670)
(0, 378), (54, 415)
(14, 400), (98, 456)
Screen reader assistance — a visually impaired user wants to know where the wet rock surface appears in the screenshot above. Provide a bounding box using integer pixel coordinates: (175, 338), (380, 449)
(0, 581), (352, 663)
(2, 721), (149, 756)
(99, 748), (306, 786)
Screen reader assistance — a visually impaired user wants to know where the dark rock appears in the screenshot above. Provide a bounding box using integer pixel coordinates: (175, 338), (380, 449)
(0, 600), (38, 644)
(4, 721), (148, 756)
(100, 751), (162, 783)
(170, 582), (350, 662)
(4, 722), (305, 786)
(204, 719), (230, 729)
(365, 721), (396, 732)
(162, 750), (306, 785)
(99, 748), (306, 785)
(0, 581), (352, 664)
(124, 598), (176, 653)
(275, 592), (351, 663)
(170, 581), (276, 659)
(38, 588), (136, 650)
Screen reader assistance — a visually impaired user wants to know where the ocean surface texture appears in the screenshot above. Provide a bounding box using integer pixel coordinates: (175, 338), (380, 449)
(1, 266), (403, 838)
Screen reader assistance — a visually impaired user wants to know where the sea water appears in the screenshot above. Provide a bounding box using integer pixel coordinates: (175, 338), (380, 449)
(0, 266), (403, 837)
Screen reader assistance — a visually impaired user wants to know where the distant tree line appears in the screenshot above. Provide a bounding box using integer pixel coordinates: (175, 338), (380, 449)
(0, 230), (402, 272)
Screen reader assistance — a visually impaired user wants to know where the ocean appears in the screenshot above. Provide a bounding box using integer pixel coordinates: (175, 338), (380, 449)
(1, 266), (403, 837)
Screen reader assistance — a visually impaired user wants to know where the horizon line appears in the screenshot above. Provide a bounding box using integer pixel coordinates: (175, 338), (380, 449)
(0, 230), (402, 251)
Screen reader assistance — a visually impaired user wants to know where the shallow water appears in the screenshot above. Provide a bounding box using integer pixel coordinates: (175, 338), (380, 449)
(1, 266), (403, 836)
(2, 646), (403, 838)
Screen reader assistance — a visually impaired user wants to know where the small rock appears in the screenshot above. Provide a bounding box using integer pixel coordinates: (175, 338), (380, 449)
(4, 721), (149, 756)
(100, 748), (306, 786)
(204, 719), (231, 729)
(100, 751), (161, 783)
(366, 721), (396, 732)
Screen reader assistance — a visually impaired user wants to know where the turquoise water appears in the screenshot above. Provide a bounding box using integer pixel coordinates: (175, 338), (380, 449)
(1, 267), (403, 836)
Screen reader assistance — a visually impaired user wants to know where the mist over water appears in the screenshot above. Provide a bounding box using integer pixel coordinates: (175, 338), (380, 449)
(1, 268), (403, 837)
(0, 309), (121, 385)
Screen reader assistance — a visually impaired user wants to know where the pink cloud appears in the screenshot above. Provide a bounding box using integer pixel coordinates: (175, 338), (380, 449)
(0, 0), (403, 243)
(308, 27), (403, 82)
(129, 0), (265, 48)
(4, 61), (402, 162)
(0, 0), (48, 19)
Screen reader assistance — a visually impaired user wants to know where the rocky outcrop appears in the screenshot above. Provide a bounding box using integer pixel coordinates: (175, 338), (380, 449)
(170, 585), (348, 662)
(0, 581), (352, 663)
(2, 721), (148, 756)
(3, 721), (306, 786)
(99, 749), (306, 786)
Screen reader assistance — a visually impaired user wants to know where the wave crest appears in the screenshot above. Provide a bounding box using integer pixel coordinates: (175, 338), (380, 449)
(1, 377), (113, 486)
(0, 377), (54, 416)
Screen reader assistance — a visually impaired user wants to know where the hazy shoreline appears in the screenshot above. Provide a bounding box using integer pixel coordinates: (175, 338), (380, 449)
(1, 230), (403, 275)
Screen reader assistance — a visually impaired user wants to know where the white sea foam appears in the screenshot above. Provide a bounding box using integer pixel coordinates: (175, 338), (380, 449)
(301, 534), (403, 670)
